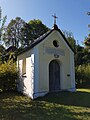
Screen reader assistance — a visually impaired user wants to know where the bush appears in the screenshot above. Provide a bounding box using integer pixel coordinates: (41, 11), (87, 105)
(75, 64), (90, 88)
(0, 60), (18, 92)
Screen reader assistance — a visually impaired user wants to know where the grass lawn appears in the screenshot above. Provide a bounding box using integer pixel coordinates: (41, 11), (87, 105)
(0, 89), (90, 120)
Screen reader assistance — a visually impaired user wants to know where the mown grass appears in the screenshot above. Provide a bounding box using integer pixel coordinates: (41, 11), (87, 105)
(0, 89), (90, 120)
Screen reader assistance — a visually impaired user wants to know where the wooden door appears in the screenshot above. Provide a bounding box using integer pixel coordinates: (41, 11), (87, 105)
(49, 60), (60, 91)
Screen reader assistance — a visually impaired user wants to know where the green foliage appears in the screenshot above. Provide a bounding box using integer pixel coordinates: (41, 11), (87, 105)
(75, 45), (84, 66)
(0, 59), (18, 92)
(21, 23), (32, 47)
(3, 18), (49, 48)
(28, 19), (49, 40)
(75, 64), (90, 88)
(0, 45), (5, 64)
(63, 30), (76, 50)
(21, 19), (49, 47)
(75, 45), (90, 66)
(0, 6), (7, 41)
(3, 17), (25, 48)
(83, 34), (90, 48)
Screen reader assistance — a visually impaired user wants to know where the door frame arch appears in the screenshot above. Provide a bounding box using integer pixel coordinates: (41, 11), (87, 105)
(49, 59), (61, 91)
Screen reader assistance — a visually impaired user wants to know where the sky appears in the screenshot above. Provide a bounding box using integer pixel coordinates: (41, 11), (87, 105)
(0, 0), (90, 46)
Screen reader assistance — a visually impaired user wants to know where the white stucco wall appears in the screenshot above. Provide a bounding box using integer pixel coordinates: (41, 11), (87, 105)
(17, 50), (35, 99)
(69, 51), (76, 91)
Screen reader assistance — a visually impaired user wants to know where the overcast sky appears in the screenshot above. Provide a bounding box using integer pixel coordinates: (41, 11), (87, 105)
(0, 0), (90, 45)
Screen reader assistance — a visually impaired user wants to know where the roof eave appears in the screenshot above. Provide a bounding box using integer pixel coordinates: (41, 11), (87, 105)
(17, 25), (75, 56)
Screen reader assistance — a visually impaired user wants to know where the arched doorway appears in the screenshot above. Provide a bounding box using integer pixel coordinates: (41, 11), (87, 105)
(49, 60), (60, 91)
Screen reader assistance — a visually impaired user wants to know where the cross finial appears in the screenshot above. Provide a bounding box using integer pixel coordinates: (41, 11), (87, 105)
(52, 13), (58, 25)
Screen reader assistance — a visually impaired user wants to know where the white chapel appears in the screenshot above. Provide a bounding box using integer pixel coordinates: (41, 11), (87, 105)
(17, 21), (76, 99)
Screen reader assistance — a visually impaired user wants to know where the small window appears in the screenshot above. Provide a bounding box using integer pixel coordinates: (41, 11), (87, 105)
(22, 58), (26, 74)
(53, 40), (59, 47)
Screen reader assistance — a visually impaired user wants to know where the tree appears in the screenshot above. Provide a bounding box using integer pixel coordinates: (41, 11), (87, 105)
(82, 48), (90, 64)
(83, 12), (90, 48)
(75, 45), (84, 65)
(3, 17), (25, 48)
(83, 34), (90, 48)
(20, 23), (32, 47)
(28, 19), (49, 40)
(0, 45), (5, 64)
(75, 45), (90, 66)
(0, 6), (7, 42)
(63, 30), (76, 50)
(21, 19), (49, 47)
(3, 19), (49, 48)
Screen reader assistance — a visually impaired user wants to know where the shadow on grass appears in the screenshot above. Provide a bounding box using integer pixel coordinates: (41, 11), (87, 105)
(37, 91), (90, 108)
(0, 90), (90, 120)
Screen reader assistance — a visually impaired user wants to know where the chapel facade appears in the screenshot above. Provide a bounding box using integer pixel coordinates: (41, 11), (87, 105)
(17, 24), (76, 99)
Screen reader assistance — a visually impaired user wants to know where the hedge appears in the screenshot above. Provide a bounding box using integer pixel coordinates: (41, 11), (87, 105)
(75, 64), (90, 88)
(0, 60), (18, 92)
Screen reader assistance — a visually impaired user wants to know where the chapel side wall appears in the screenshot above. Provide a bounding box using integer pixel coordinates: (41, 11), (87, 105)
(17, 50), (35, 99)
(69, 51), (76, 91)
(33, 47), (39, 96)
(63, 50), (72, 89)
(38, 31), (74, 92)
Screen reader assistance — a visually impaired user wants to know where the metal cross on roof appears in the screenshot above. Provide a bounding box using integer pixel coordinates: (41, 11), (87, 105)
(87, 12), (90, 15)
(52, 13), (58, 25)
